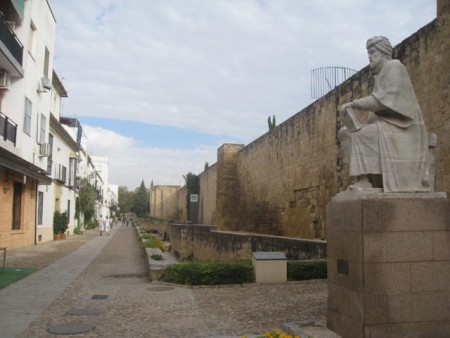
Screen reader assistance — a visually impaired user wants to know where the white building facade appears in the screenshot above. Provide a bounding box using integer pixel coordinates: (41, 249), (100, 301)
(0, 0), (55, 249)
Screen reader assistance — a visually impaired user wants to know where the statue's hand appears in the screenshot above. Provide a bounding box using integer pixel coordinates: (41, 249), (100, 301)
(338, 102), (353, 113)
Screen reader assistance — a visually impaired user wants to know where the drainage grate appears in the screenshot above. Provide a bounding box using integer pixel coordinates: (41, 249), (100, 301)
(103, 273), (147, 278)
(91, 294), (108, 300)
(48, 323), (95, 335)
(67, 308), (104, 316)
(147, 286), (174, 292)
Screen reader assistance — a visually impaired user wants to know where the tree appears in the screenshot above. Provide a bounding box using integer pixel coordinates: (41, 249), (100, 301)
(133, 180), (149, 217)
(268, 114), (276, 131)
(79, 184), (97, 224)
(118, 186), (135, 213)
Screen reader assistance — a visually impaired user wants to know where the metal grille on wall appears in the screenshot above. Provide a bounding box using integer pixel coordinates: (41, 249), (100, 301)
(311, 67), (358, 98)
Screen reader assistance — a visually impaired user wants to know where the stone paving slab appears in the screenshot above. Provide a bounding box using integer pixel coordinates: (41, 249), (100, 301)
(0, 226), (119, 338)
(1, 223), (339, 338)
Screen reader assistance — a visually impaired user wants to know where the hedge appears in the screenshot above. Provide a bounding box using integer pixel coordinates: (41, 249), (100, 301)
(160, 261), (254, 285)
(287, 259), (327, 281)
(159, 259), (327, 285)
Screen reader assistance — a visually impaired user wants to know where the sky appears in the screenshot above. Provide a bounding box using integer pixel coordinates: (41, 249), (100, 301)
(47, 0), (436, 190)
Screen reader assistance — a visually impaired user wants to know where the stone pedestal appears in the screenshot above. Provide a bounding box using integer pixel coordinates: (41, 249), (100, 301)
(326, 194), (450, 338)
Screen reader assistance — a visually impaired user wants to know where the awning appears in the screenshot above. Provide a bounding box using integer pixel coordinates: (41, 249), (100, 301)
(0, 148), (52, 184)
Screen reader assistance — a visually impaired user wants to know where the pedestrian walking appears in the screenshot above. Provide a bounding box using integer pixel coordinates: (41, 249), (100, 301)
(105, 216), (111, 236)
(98, 215), (105, 236)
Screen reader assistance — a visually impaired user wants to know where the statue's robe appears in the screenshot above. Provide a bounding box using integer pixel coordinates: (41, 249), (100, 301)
(339, 60), (430, 192)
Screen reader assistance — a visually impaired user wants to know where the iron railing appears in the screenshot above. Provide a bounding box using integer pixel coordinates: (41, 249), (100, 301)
(0, 13), (23, 66)
(311, 67), (358, 98)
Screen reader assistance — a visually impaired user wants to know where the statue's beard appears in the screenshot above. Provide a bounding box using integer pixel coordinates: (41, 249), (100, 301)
(369, 60), (381, 74)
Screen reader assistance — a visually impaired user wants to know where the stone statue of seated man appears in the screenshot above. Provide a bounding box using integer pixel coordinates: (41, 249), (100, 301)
(338, 36), (431, 193)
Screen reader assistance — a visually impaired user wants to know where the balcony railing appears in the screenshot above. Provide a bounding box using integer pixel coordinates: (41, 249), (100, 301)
(0, 13), (23, 66)
(0, 112), (17, 146)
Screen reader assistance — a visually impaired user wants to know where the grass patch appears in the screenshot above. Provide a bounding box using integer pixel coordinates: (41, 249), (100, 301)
(0, 267), (38, 289)
(287, 259), (327, 281)
(160, 260), (254, 285)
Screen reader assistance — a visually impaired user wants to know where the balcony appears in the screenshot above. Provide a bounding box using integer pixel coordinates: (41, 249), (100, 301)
(0, 112), (17, 146)
(0, 13), (24, 77)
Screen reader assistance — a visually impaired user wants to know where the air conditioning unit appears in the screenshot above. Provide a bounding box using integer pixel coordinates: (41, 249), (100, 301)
(39, 143), (50, 157)
(0, 71), (10, 89)
(41, 77), (52, 90)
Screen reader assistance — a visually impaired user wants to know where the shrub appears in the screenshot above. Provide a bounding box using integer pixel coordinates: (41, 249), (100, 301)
(160, 261), (254, 285)
(287, 260), (327, 281)
(53, 211), (68, 235)
(142, 235), (166, 252)
(150, 254), (163, 261)
(84, 219), (97, 230)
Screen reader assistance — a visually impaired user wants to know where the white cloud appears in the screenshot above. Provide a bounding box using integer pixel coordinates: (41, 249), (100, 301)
(49, 0), (436, 187)
(82, 125), (217, 189)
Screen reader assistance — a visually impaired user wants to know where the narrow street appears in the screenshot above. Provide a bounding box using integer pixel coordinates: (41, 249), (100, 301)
(1, 223), (332, 338)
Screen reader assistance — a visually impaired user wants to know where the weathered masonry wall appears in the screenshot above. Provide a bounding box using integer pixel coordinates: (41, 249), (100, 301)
(154, 2), (450, 239)
(198, 163), (217, 225)
(195, 3), (450, 239)
(149, 185), (186, 221)
(169, 223), (326, 261)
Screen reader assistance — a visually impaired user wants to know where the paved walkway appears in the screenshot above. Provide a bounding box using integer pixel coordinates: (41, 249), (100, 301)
(1, 223), (338, 338)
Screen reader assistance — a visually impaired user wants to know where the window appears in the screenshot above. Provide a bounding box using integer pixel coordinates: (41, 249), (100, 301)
(12, 182), (23, 230)
(56, 164), (67, 183)
(43, 47), (50, 77)
(38, 191), (44, 225)
(68, 157), (77, 187)
(28, 21), (36, 57)
(47, 134), (54, 174)
(39, 114), (46, 144)
(24, 97), (32, 135)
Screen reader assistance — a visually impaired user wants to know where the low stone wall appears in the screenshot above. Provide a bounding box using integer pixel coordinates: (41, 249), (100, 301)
(135, 223), (178, 281)
(135, 220), (171, 240)
(169, 223), (327, 261)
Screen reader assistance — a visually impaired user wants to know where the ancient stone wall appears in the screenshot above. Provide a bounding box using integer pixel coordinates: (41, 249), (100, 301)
(161, 3), (449, 240)
(196, 4), (450, 239)
(215, 144), (244, 230)
(198, 163), (217, 224)
(149, 185), (186, 221)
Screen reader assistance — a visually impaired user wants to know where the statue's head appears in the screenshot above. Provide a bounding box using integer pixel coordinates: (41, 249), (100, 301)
(366, 36), (392, 72)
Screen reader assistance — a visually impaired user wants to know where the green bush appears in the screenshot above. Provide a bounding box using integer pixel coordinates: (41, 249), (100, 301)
(150, 253), (163, 261)
(160, 261), (254, 285)
(53, 211), (68, 235)
(84, 219), (97, 230)
(142, 235), (166, 252)
(287, 260), (327, 281)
